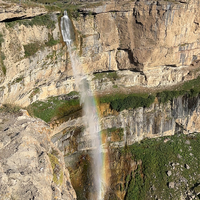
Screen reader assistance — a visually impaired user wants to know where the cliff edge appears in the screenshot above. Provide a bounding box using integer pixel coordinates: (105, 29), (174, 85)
(0, 108), (76, 200)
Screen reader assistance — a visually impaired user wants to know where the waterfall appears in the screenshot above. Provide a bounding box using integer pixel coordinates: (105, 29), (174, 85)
(61, 12), (104, 200)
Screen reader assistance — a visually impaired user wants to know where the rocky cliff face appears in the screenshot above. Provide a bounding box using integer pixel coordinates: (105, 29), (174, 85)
(70, 0), (200, 91)
(1, 0), (200, 106)
(51, 94), (200, 200)
(51, 94), (200, 155)
(1, 0), (200, 199)
(0, 7), (72, 107)
(74, 0), (200, 72)
(0, 109), (76, 200)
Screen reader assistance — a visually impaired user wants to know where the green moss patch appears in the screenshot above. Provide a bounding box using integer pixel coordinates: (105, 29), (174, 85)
(45, 33), (60, 47)
(68, 154), (93, 200)
(24, 42), (42, 57)
(6, 14), (57, 29)
(48, 153), (63, 185)
(157, 76), (200, 103)
(0, 33), (4, 47)
(27, 92), (81, 123)
(99, 93), (155, 112)
(0, 51), (6, 75)
(93, 71), (119, 81)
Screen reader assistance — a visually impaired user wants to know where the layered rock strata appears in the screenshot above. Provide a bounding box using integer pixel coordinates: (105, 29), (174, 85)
(1, 0), (200, 106)
(51, 94), (200, 155)
(74, 0), (200, 72)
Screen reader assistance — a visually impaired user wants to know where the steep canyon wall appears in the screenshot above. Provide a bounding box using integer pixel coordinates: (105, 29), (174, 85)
(1, 0), (200, 106)
(52, 94), (200, 156)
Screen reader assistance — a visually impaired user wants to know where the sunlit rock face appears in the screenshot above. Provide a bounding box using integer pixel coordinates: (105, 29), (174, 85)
(0, 110), (76, 200)
(52, 94), (200, 156)
(1, 0), (200, 106)
(73, 0), (200, 72)
(0, 9), (77, 107)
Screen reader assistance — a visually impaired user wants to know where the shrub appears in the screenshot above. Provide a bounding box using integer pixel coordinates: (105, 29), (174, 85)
(45, 33), (59, 46)
(24, 42), (41, 57)
(156, 90), (183, 104)
(0, 104), (21, 114)
(110, 94), (155, 112)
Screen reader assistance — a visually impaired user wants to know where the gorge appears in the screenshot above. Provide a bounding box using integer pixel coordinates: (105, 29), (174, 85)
(1, 0), (200, 199)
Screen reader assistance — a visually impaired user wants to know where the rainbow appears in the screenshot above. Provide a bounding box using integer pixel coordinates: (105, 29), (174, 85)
(87, 81), (111, 200)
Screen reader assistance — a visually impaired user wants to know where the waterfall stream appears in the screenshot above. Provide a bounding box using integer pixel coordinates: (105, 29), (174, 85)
(61, 11), (105, 200)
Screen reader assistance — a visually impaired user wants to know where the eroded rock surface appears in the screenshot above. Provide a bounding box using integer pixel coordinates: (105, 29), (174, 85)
(1, 0), (200, 107)
(74, 0), (200, 72)
(0, 110), (76, 200)
(0, 1), (47, 22)
(51, 94), (200, 155)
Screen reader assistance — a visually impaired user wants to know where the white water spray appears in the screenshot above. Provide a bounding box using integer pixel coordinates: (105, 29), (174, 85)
(61, 12), (104, 200)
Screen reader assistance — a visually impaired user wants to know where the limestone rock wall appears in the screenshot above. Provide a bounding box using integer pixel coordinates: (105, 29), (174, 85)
(0, 110), (76, 200)
(1, 0), (200, 107)
(101, 95), (200, 146)
(0, 2), (47, 22)
(0, 9), (77, 107)
(73, 0), (200, 72)
(51, 94), (200, 155)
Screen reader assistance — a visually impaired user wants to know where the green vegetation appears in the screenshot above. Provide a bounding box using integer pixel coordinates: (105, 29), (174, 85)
(0, 33), (4, 46)
(99, 93), (155, 112)
(104, 127), (124, 142)
(48, 152), (63, 185)
(12, 76), (24, 84)
(157, 90), (184, 104)
(96, 75), (200, 113)
(45, 33), (60, 47)
(29, 88), (40, 100)
(23, 35), (59, 58)
(27, 92), (81, 123)
(110, 94), (155, 112)
(0, 52), (6, 75)
(157, 76), (200, 103)
(67, 6), (81, 19)
(67, 91), (79, 96)
(0, 33), (6, 75)
(6, 14), (56, 29)
(122, 133), (200, 199)
(69, 154), (93, 200)
(93, 71), (119, 81)
(24, 42), (42, 57)
(126, 165), (144, 200)
(5, 14), (60, 58)
(27, 75), (200, 123)
(0, 104), (21, 114)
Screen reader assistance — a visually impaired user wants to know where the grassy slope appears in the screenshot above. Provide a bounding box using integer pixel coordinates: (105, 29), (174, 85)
(27, 92), (80, 123)
(123, 133), (200, 200)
